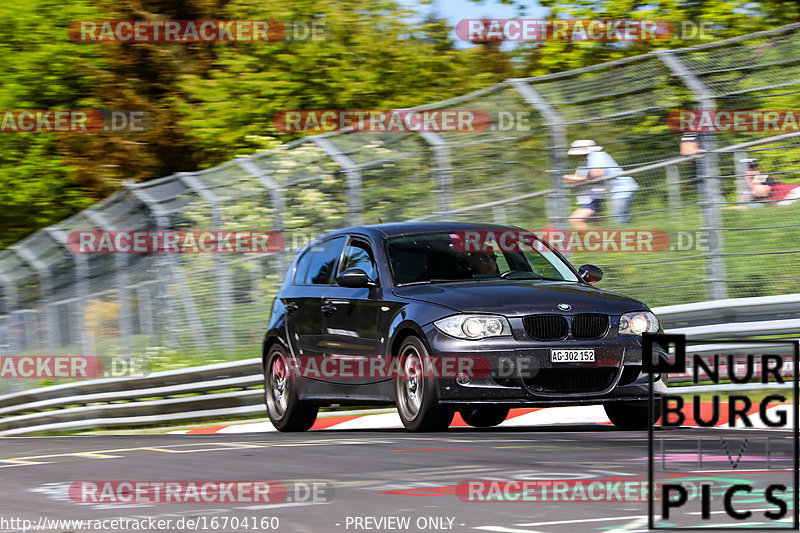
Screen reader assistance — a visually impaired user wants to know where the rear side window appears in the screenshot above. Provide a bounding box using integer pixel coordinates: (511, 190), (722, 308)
(293, 249), (314, 284)
(295, 237), (346, 285)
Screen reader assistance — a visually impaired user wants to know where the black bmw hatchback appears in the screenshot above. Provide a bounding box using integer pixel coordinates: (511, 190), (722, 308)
(263, 222), (667, 432)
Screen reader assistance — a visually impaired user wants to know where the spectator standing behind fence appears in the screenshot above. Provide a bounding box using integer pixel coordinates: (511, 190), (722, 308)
(563, 140), (638, 229)
(726, 157), (800, 209)
(680, 132), (704, 190)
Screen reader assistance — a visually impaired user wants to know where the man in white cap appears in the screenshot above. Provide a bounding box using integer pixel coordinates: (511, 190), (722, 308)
(563, 140), (638, 228)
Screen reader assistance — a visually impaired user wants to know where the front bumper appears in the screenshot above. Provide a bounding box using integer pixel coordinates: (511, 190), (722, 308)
(422, 321), (668, 405)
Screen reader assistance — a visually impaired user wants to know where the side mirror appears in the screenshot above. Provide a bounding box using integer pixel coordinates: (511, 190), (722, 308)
(336, 268), (377, 288)
(578, 264), (603, 283)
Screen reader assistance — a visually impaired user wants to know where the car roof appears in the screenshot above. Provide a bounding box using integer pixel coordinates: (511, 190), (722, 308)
(318, 221), (526, 241)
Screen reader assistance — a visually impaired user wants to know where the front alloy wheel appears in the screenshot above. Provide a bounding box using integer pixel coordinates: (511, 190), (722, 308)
(395, 336), (453, 432)
(265, 344), (317, 431)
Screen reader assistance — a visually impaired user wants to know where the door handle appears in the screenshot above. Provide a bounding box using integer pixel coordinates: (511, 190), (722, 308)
(321, 301), (338, 314)
(285, 301), (298, 314)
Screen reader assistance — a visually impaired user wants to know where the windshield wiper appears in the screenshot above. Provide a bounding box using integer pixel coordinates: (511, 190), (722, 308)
(397, 278), (483, 286)
(505, 275), (566, 281)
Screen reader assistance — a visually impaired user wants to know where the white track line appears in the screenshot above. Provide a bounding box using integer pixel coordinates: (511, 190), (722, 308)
(324, 412), (404, 430)
(500, 405), (609, 427)
(171, 404), (793, 434)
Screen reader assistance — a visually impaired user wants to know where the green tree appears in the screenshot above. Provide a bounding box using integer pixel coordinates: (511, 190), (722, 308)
(0, 0), (105, 248)
(174, 0), (510, 164)
(521, 0), (800, 74)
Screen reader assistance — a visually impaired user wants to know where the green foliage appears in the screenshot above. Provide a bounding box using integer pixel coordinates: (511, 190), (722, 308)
(0, 0), (105, 247)
(513, 0), (800, 74)
(174, 0), (509, 164)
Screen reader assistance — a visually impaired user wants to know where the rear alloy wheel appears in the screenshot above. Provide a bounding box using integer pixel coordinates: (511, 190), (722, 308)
(604, 400), (661, 430)
(265, 344), (318, 431)
(395, 336), (454, 432)
(460, 407), (509, 428)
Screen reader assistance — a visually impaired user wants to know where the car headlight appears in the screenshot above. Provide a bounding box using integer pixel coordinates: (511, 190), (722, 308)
(618, 311), (659, 335)
(434, 315), (512, 340)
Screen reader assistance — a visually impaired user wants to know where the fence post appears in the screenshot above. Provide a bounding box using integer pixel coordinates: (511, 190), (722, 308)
(666, 164), (681, 210)
(84, 209), (132, 356)
(507, 79), (570, 236)
(9, 245), (57, 354)
(733, 151), (749, 202)
(175, 172), (234, 352)
(312, 137), (363, 226)
(417, 132), (452, 217)
(658, 51), (727, 301)
(211, 202), (235, 351)
(0, 272), (20, 392)
(237, 158), (291, 273)
(124, 184), (182, 349)
(152, 213), (178, 349)
(0, 274), (15, 355)
(41, 226), (96, 355)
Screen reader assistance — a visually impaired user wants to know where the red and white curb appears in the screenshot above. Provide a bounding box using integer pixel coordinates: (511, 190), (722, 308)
(170, 403), (794, 434)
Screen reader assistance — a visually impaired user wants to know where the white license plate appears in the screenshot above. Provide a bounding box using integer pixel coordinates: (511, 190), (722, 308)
(550, 349), (595, 363)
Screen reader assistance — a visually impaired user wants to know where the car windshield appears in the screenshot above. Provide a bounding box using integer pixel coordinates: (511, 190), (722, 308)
(386, 231), (579, 285)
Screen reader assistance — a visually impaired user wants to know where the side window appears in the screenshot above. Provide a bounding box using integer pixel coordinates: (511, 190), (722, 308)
(304, 236), (346, 285)
(293, 248), (314, 284)
(340, 240), (378, 281)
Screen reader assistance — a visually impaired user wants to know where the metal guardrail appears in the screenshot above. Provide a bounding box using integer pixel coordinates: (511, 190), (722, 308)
(0, 294), (796, 436)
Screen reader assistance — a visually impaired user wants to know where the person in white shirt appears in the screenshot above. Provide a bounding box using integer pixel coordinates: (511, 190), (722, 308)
(563, 140), (638, 229)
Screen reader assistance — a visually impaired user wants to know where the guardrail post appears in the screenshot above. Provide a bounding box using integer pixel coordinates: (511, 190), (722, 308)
(658, 51), (727, 301)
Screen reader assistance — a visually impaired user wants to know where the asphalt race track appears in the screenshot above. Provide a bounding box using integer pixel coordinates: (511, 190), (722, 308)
(0, 425), (796, 533)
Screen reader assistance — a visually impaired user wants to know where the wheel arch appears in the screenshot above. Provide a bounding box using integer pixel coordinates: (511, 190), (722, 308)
(388, 322), (430, 360)
(262, 335), (291, 370)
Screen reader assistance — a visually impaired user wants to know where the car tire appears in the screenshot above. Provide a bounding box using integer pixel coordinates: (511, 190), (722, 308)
(604, 400), (661, 430)
(460, 407), (509, 428)
(395, 336), (454, 432)
(265, 344), (318, 432)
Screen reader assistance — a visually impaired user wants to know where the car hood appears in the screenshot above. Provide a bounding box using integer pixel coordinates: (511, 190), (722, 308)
(393, 280), (648, 316)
